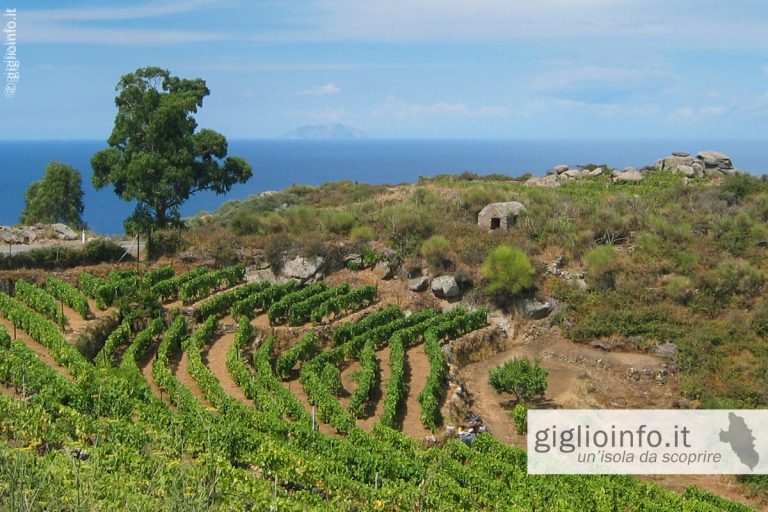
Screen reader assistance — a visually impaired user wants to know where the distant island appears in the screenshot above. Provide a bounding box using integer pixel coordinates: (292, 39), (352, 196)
(280, 123), (367, 140)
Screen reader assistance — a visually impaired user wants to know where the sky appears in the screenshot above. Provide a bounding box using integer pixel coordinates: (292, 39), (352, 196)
(1, 0), (767, 139)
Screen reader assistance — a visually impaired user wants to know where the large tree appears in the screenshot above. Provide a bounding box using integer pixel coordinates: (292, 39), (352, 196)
(91, 67), (252, 233)
(20, 161), (85, 228)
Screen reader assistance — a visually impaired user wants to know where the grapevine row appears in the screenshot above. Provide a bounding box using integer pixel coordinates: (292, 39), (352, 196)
(46, 276), (90, 319)
(0, 292), (90, 378)
(178, 264), (245, 303)
(14, 280), (67, 326)
(267, 281), (327, 324)
(230, 281), (298, 318)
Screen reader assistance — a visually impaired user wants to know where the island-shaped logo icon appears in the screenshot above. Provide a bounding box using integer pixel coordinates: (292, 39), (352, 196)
(719, 412), (759, 471)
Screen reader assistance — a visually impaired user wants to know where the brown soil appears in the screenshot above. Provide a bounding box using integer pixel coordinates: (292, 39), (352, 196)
(457, 328), (764, 510)
(172, 350), (215, 411)
(138, 344), (166, 404)
(0, 318), (73, 381)
(458, 333), (677, 444)
(400, 344), (433, 440)
(203, 318), (255, 407)
(358, 345), (392, 431)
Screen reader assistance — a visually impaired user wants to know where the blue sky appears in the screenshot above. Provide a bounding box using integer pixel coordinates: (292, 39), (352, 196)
(1, 0), (767, 139)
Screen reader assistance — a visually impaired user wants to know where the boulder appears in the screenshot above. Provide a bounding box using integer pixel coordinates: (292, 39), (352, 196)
(672, 151), (690, 157)
(281, 256), (325, 281)
(246, 268), (280, 285)
(52, 223), (78, 240)
(407, 276), (430, 292)
(623, 166), (637, 173)
(676, 165), (695, 178)
(554, 164), (569, 175)
(696, 150), (732, 169)
(655, 154), (694, 172)
(525, 174), (560, 188)
(343, 253), (363, 268)
(589, 167), (604, 176)
(612, 168), (644, 183)
(570, 277), (589, 291)
(562, 169), (582, 179)
(374, 260), (395, 280)
(431, 275), (461, 299)
(523, 299), (554, 320)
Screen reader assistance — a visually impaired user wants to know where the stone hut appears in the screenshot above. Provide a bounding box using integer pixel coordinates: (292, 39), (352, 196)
(478, 201), (526, 230)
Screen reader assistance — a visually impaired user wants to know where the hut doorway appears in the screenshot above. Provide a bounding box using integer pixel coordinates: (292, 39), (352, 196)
(490, 218), (501, 230)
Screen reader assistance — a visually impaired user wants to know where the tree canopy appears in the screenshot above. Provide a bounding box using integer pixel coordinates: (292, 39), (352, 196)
(91, 66), (252, 233)
(489, 357), (548, 402)
(20, 161), (85, 228)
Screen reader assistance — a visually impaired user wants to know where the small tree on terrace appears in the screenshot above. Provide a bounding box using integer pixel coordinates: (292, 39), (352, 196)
(21, 161), (85, 228)
(91, 66), (252, 236)
(489, 357), (548, 402)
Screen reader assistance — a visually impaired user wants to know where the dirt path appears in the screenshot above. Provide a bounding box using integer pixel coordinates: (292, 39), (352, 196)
(138, 345), (165, 403)
(86, 299), (116, 320)
(457, 331), (763, 509)
(458, 334), (678, 444)
(401, 344), (433, 440)
(61, 303), (89, 336)
(358, 346), (391, 431)
(0, 318), (74, 381)
(172, 350), (215, 410)
(203, 326), (255, 407)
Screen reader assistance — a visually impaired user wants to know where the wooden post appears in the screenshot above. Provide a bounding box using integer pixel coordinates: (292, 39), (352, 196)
(136, 233), (140, 273)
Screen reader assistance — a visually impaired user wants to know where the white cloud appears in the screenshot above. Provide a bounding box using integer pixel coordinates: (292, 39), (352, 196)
(668, 105), (728, 121)
(522, 97), (660, 118)
(23, 0), (221, 46)
(529, 65), (676, 93)
(299, 83), (343, 96)
(294, 0), (768, 48)
(24, 0), (215, 22)
(23, 26), (221, 46)
(374, 96), (508, 120)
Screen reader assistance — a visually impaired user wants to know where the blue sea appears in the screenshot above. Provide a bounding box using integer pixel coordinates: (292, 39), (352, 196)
(1, 139), (766, 235)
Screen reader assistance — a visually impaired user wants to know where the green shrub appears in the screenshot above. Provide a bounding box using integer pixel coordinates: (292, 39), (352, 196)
(350, 225), (374, 243)
(488, 357), (548, 402)
(421, 235), (452, 271)
(719, 174), (761, 205)
(147, 229), (183, 259)
(583, 245), (618, 290)
(460, 187), (498, 216)
(382, 205), (434, 255)
(666, 275), (694, 304)
(321, 210), (356, 235)
(751, 302), (768, 338)
(228, 209), (262, 235)
(511, 402), (531, 434)
(482, 245), (535, 299)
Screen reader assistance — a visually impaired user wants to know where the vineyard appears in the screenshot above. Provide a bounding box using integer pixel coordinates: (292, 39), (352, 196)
(0, 264), (754, 511)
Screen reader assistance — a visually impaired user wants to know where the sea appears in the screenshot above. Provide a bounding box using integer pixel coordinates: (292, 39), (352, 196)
(1, 139), (766, 235)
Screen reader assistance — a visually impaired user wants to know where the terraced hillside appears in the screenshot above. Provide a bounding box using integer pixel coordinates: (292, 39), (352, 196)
(0, 264), (755, 510)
